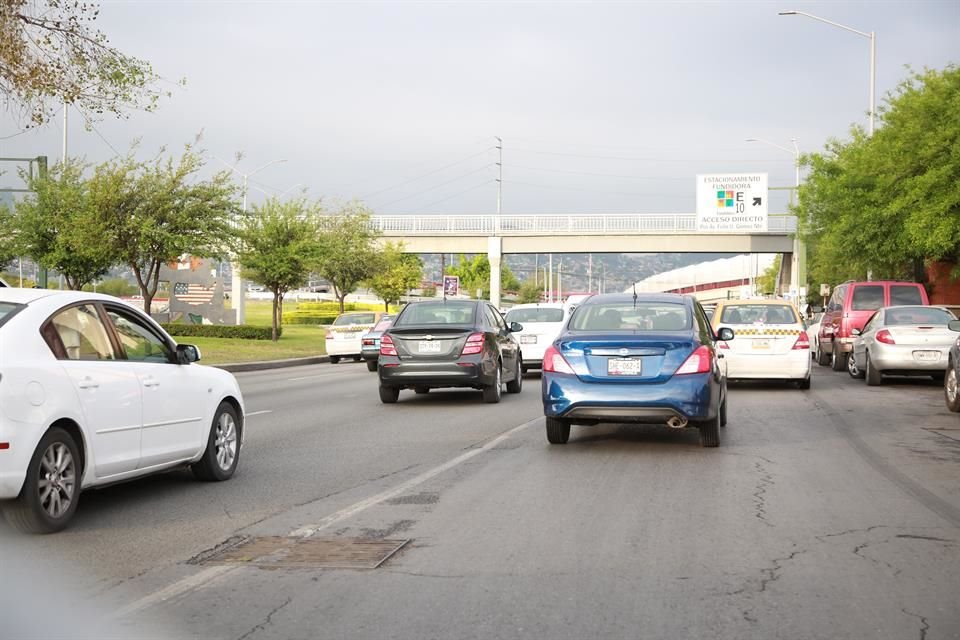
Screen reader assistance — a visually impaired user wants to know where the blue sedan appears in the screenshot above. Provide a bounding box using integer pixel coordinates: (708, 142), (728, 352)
(541, 293), (734, 447)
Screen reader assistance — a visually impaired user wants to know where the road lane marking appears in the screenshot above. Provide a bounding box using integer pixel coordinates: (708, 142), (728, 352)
(244, 410), (273, 417)
(113, 415), (541, 616)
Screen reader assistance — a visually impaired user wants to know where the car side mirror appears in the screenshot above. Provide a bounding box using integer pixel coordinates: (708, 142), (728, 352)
(717, 327), (734, 341)
(176, 343), (201, 364)
(948, 320), (960, 332)
(509, 322), (523, 333)
(851, 328), (862, 336)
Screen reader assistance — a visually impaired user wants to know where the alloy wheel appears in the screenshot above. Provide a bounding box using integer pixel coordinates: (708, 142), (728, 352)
(948, 367), (959, 404)
(215, 412), (238, 472)
(38, 442), (76, 520)
(848, 353), (860, 377)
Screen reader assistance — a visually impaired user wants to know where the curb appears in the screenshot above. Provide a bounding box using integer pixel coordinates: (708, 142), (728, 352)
(214, 355), (330, 373)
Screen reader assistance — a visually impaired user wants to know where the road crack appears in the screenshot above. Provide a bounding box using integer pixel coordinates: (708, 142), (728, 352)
(752, 461), (775, 527)
(901, 608), (930, 640)
(235, 597), (293, 640)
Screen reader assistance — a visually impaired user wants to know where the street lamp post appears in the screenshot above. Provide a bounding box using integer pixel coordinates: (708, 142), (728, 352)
(745, 137), (800, 190)
(779, 10), (876, 136)
(218, 158), (288, 324)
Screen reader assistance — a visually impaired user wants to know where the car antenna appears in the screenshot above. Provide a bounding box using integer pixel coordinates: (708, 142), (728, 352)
(633, 283), (638, 308)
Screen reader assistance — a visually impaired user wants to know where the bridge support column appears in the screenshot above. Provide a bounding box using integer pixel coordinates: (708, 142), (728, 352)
(488, 236), (502, 308)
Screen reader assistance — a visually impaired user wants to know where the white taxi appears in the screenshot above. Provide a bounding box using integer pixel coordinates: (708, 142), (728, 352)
(712, 299), (812, 389)
(503, 303), (567, 373)
(326, 311), (384, 364)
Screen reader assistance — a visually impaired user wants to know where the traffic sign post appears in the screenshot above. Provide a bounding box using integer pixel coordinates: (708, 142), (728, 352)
(695, 173), (769, 232)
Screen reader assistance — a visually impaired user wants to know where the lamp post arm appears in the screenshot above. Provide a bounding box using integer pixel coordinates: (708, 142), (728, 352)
(778, 11), (871, 38)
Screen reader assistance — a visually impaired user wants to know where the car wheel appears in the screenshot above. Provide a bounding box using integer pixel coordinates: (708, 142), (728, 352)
(379, 385), (400, 404)
(798, 377), (811, 390)
(816, 343), (831, 367)
(698, 412), (720, 448)
(329, 356), (341, 364)
(192, 402), (241, 482)
(2, 427), (81, 534)
(482, 363), (502, 404)
(521, 365), (528, 374)
(945, 362), (960, 412)
(865, 352), (882, 386)
(414, 387), (430, 395)
(847, 352), (864, 379)
(720, 395), (728, 427)
(506, 358), (522, 394)
(366, 360), (377, 372)
(545, 417), (571, 444)
(831, 345), (847, 372)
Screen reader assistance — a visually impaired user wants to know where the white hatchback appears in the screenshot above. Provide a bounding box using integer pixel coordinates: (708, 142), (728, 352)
(0, 289), (245, 533)
(503, 303), (567, 372)
(325, 311), (384, 363)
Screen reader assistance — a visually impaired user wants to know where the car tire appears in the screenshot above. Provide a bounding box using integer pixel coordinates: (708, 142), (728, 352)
(1, 426), (82, 534)
(366, 360), (377, 372)
(798, 377), (811, 390)
(379, 385), (400, 404)
(698, 413), (720, 448)
(521, 365), (528, 375)
(545, 417), (571, 444)
(944, 362), (960, 413)
(192, 402), (241, 482)
(816, 343), (831, 367)
(482, 364), (502, 404)
(414, 387), (430, 395)
(720, 395), (728, 427)
(831, 345), (847, 372)
(847, 352), (864, 379)
(506, 358), (522, 394)
(329, 356), (341, 364)
(353, 355), (362, 362)
(865, 352), (882, 386)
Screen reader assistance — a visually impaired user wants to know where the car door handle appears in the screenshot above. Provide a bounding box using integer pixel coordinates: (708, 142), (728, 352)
(78, 377), (99, 389)
(142, 377), (161, 388)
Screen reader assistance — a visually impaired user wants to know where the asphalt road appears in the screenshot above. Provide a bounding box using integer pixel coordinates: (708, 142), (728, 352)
(2, 360), (959, 639)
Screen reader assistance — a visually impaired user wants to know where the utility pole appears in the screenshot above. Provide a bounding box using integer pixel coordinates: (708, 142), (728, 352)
(495, 137), (502, 216)
(588, 254), (593, 292)
(62, 102), (68, 163)
(558, 260), (563, 301)
(548, 254), (553, 303)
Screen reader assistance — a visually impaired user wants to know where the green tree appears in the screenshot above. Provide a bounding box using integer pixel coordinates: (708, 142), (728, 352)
(13, 160), (115, 289)
(755, 255), (782, 296)
(517, 280), (542, 304)
(91, 145), (239, 314)
(0, 0), (167, 126)
(313, 203), (382, 314)
(445, 254), (520, 299)
(237, 198), (321, 341)
(0, 205), (16, 269)
(368, 241), (422, 312)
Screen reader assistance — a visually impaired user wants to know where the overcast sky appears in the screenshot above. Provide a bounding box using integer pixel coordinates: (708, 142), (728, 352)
(2, 1), (957, 216)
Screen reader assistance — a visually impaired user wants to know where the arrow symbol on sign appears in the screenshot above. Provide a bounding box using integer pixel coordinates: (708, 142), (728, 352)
(752, 197), (762, 206)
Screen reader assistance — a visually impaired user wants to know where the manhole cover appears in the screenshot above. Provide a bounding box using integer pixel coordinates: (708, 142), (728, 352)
(198, 536), (410, 569)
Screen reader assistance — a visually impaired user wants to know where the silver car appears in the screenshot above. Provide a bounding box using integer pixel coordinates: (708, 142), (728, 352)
(848, 305), (957, 385)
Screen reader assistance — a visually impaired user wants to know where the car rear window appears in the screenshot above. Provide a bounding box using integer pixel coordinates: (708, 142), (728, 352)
(0, 302), (25, 328)
(570, 302), (691, 332)
(395, 301), (476, 326)
(885, 307), (954, 325)
(719, 304), (797, 325)
(851, 285), (884, 311)
(505, 307), (564, 324)
(332, 313), (377, 326)
(889, 285), (924, 306)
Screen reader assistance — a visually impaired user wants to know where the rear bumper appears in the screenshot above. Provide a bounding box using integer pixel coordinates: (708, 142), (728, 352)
(0, 419), (34, 499)
(869, 345), (950, 372)
(542, 372), (717, 423)
(327, 338), (364, 357)
(724, 349), (811, 380)
(361, 347), (379, 362)
(379, 360), (495, 389)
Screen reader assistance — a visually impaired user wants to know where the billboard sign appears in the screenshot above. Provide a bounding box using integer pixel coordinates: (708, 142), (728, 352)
(443, 275), (460, 297)
(696, 173), (768, 232)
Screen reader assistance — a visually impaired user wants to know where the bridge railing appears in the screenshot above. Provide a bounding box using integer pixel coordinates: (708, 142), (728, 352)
(370, 214), (797, 235)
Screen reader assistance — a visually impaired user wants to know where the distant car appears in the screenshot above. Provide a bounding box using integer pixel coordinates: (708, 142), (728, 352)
(0, 288), (245, 533)
(541, 293), (733, 447)
(712, 299), (811, 389)
(326, 311), (385, 364)
(360, 314), (394, 371)
(0, 277), (8, 287)
(701, 304), (717, 322)
(378, 299), (523, 404)
(945, 318), (960, 414)
(503, 303), (567, 373)
(807, 312), (824, 362)
(848, 306), (958, 385)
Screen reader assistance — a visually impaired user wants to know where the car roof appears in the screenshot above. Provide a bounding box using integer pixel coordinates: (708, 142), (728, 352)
(716, 299), (795, 306)
(583, 293), (689, 305)
(0, 287), (134, 306)
(506, 302), (564, 310)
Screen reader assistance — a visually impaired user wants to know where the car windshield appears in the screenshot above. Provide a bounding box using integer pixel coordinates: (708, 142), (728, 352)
(885, 307), (954, 325)
(0, 302), (24, 328)
(332, 313), (376, 326)
(719, 304), (797, 325)
(570, 302), (690, 331)
(505, 307), (564, 324)
(395, 301), (476, 326)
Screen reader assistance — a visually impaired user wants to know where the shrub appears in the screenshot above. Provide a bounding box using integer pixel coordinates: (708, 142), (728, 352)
(160, 323), (279, 340)
(282, 311), (340, 325)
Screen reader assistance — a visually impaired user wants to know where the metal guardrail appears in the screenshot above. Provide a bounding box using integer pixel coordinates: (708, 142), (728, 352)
(370, 214), (797, 235)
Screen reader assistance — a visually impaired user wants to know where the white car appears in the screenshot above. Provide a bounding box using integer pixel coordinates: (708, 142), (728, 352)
(503, 303), (567, 373)
(713, 300), (812, 389)
(0, 289), (245, 533)
(325, 311), (385, 363)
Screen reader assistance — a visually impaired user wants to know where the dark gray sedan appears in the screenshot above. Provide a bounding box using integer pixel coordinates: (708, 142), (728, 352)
(377, 299), (523, 404)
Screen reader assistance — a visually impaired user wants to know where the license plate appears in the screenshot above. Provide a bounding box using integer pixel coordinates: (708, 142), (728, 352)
(913, 350), (940, 362)
(418, 341), (442, 354)
(752, 339), (771, 350)
(608, 358), (642, 376)
(520, 335), (537, 344)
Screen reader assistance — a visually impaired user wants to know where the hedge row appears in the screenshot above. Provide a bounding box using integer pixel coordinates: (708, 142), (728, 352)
(293, 302), (384, 312)
(161, 323), (279, 340)
(282, 312), (339, 325)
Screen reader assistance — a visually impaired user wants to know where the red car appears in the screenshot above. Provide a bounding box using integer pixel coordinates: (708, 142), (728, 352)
(816, 280), (929, 371)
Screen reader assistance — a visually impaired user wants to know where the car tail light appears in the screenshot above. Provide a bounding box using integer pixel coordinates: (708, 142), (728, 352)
(380, 335), (397, 356)
(675, 345), (713, 375)
(362, 338), (375, 346)
(325, 331), (334, 341)
(792, 331), (810, 350)
(876, 329), (896, 344)
(461, 332), (485, 356)
(542, 345), (575, 374)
